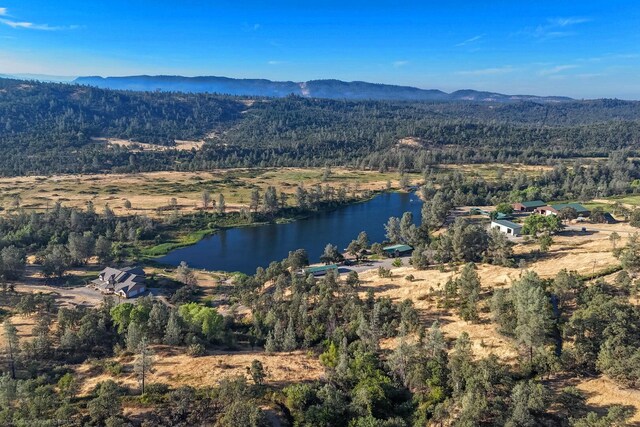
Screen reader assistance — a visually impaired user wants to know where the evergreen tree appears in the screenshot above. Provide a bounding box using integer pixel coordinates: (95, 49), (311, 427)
(126, 321), (144, 352)
(2, 319), (19, 379)
(283, 317), (297, 352)
(162, 311), (182, 346)
(458, 263), (481, 322)
(134, 337), (155, 394)
(147, 303), (169, 343)
(510, 272), (553, 364)
(384, 216), (402, 243)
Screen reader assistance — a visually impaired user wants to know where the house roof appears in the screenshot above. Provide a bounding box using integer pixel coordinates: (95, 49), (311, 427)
(95, 266), (146, 295)
(492, 219), (523, 230)
(382, 244), (413, 252)
(550, 203), (590, 213)
(516, 200), (546, 208)
(305, 264), (338, 274)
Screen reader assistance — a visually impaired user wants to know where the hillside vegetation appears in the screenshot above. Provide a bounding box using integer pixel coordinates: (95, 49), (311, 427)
(1, 78), (640, 176)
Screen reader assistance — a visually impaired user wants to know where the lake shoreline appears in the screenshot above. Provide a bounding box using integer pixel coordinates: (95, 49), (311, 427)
(144, 188), (407, 261)
(154, 191), (422, 274)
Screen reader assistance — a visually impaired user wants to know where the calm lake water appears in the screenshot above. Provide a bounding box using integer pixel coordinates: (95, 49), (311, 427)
(157, 192), (423, 274)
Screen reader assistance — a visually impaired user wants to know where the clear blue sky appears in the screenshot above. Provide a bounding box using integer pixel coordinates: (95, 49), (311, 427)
(1, 0), (639, 98)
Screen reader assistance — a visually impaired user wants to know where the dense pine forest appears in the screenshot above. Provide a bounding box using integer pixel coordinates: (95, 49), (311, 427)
(1, 78), (640, 176)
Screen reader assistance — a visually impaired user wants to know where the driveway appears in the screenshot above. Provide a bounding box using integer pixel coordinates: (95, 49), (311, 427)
(339, 255), (412, 274)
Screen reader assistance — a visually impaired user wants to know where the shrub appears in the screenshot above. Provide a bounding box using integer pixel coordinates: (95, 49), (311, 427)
(187, 342), (206, 357)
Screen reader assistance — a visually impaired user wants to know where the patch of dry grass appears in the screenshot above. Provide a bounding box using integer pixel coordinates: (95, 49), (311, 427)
(0, 168), (420, 218)
(76, 346), (323, 395)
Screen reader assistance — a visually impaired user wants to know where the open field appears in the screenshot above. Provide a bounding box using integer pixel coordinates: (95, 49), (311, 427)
(75, 346), (324, 395)
(576, 376), (640, 424)
(0, 168), (422, 217)
(91, 137), (207, 152)
(0, 163), (560, 217)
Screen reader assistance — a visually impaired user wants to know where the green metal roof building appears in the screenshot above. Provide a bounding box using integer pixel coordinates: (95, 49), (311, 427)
(382, 244), (413, 257)
(550, 203), (590, 214)
(304, 264), (339, 276)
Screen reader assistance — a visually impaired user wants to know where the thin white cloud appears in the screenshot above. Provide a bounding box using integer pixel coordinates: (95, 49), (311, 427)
(455, 34), (484, 47)
(267, 60), (286, 65)
(0, 18), (77, 30)
(523, 16), (591, 40)
(0, 7), (7, 16)
(456, 66), (516, 76)
(539, 64), (578, 76)
(547, 17), (591, 27)
(392, 60), (409, 68)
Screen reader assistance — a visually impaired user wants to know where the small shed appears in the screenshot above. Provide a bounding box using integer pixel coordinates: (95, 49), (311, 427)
(491, 220), (523, 237)
(382, 244), (413, 257)
(512, 200), (546, 212)
(304, 264), (339, 277)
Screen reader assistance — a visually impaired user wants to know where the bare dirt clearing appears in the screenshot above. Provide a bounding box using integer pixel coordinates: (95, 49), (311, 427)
(91, 137), (206, 152)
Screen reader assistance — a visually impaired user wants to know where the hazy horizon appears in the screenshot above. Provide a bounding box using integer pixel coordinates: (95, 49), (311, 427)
(1, 1), (639, 99)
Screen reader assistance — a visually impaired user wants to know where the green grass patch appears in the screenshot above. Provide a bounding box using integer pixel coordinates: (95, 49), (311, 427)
(142, 228), (217, 258)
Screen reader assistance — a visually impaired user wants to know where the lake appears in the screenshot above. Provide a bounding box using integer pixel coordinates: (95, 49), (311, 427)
(157, 192), (423, 274)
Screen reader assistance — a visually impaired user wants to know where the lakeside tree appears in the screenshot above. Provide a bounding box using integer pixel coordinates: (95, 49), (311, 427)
(202, 190), (211, 210)
(250, 188), (261, 212)
(384, 217), (402, 243)
(421, 191), (452, 230)
(320, 244), (342, 265)
(218, 194), (226, 214)
(176, 261), (198, 286)
(263, 186), (278, 215)
(286, 249), (309, 270)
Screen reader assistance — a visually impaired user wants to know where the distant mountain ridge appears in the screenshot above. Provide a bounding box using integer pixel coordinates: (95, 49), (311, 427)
(72, 75), (572, 103)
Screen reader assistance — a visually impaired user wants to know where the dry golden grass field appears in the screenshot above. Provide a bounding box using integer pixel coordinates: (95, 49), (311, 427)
(0, 168), (422, 217)
(75, 347), (323, 396)
(0, 164), (555, 217)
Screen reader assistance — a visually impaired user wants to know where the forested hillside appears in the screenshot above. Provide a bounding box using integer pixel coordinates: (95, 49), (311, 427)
(1, 78), (640, 176)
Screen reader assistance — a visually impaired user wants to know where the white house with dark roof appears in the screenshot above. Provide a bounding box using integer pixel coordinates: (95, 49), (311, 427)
(491, 219), (523, 237)
(91, 266), (147, 298)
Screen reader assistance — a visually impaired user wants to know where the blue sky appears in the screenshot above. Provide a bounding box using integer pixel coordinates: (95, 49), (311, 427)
(1, 0), (639, 98)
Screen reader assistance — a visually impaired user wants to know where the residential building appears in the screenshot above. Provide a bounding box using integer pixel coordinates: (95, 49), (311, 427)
(91, 266), (147, 298)
(535, 203), (590, 217)
(512, 200), (546, 212)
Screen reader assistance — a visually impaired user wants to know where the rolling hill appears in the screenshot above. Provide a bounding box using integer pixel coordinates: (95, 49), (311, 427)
(73, 75), (572, 103)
